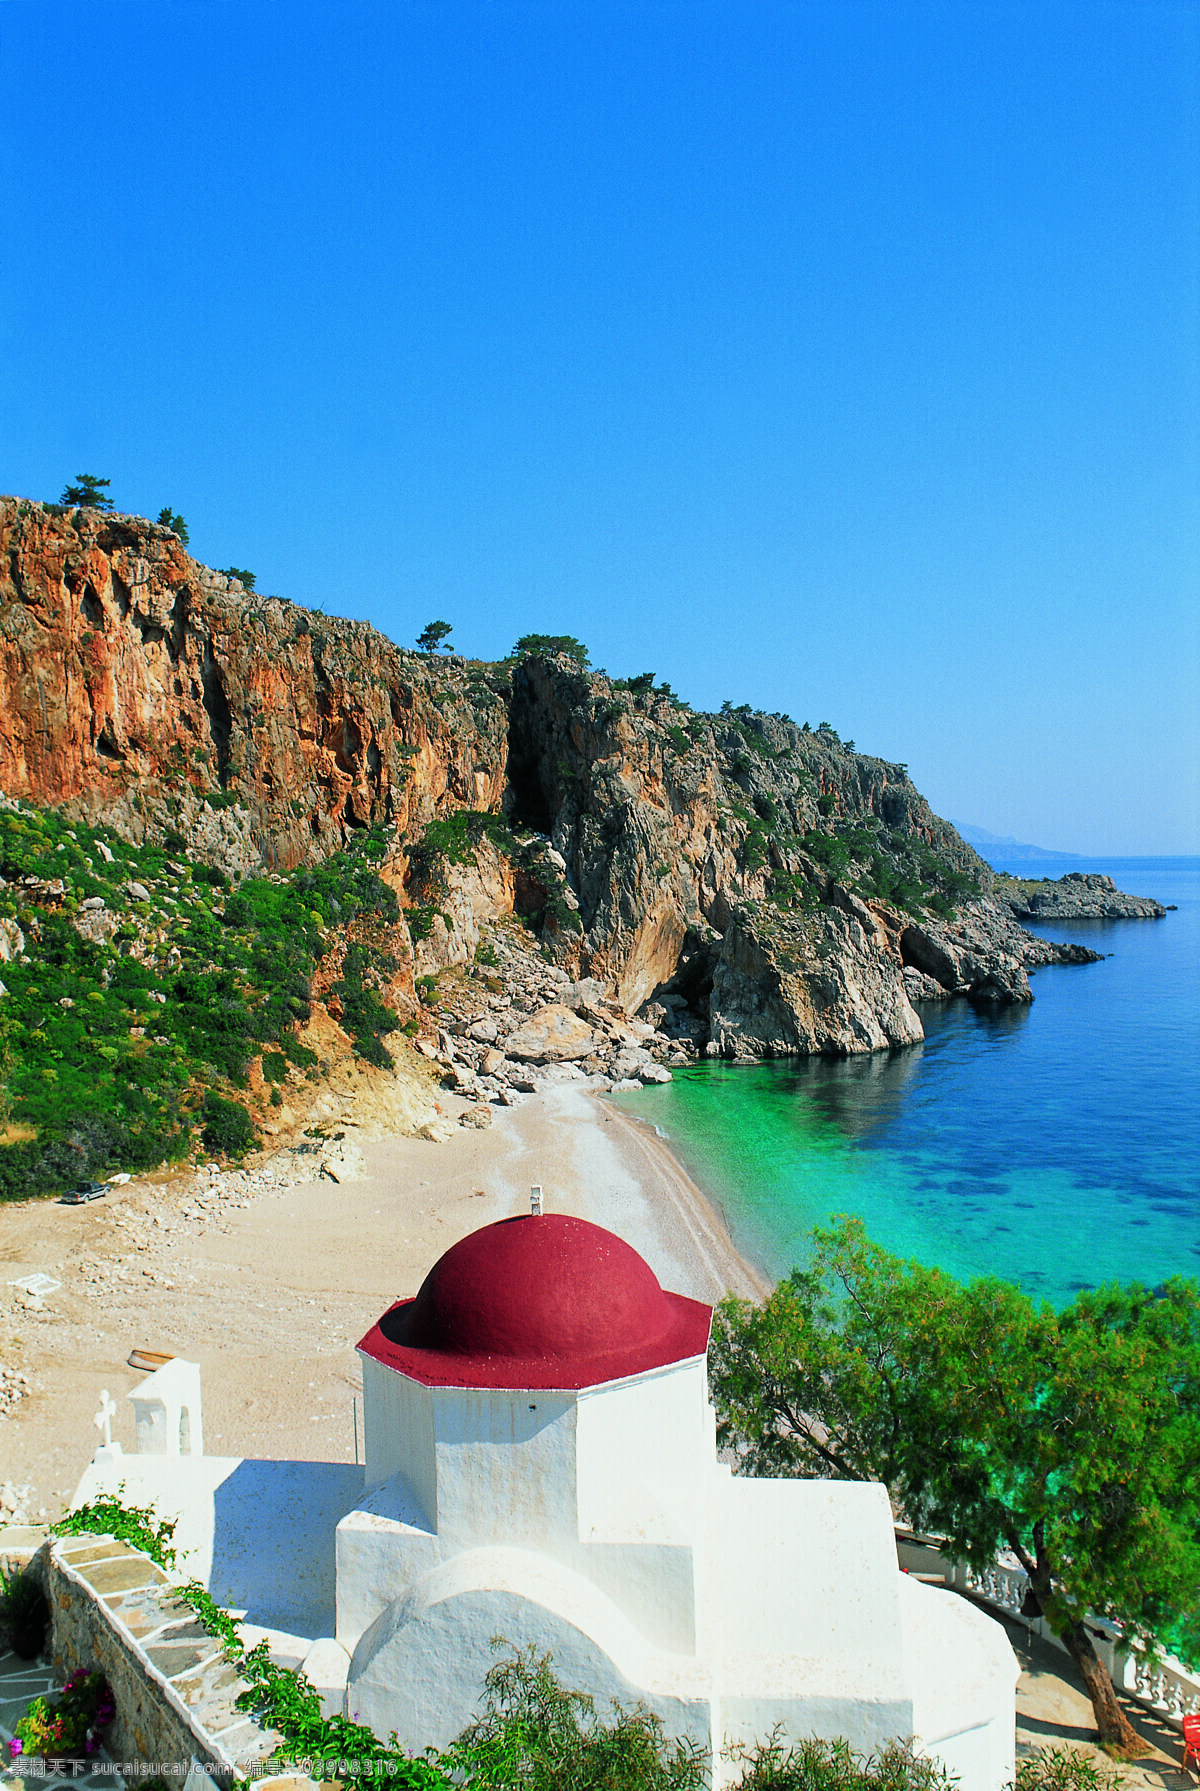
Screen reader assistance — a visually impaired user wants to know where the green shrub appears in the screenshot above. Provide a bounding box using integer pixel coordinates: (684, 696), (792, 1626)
(513, 633), (591, 667)
(742, 822), (771, 872)
(406, 904), (441, 943)
(0, 1110), (189, 1204)
(334, 944), (400, 1066)
(442, 1643), (706, 1789)
(730, 1734), (954, 1790)
(801, 830), (853, 881)
(541, 889), (583, 936)
(0, 1565), (50, 1644)
(1014, 1749), (1122, 1791)
(201, 1092), (258, 1158)
(408, 810), (517, 874)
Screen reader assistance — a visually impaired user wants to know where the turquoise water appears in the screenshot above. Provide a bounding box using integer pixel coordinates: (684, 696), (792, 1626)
(614, 857), (1200, 1305)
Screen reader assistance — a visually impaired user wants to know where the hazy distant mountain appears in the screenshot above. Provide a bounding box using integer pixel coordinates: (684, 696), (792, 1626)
(951, 822), (1084, 863)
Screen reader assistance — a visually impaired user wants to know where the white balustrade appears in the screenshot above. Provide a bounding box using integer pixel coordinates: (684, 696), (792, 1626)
(941, 1550), (1200, 1731)
(1127, 1652), (1200, 1723)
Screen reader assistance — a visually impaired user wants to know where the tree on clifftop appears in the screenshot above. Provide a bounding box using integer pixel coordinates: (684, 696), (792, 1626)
(710, 1220), (1200, 1755)
(61, 474), (113, 510)
(512, 633), (590, 667)
(417, 620), (453, 653)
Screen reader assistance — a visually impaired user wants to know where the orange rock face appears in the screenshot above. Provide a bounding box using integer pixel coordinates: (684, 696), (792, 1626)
(0, 498), (510, 869)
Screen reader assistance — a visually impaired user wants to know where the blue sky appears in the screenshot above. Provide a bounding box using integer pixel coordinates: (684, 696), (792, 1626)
(2, 2), (1196, 853)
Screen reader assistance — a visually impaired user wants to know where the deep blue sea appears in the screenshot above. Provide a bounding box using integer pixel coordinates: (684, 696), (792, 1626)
(613, 857), (1200, 1305)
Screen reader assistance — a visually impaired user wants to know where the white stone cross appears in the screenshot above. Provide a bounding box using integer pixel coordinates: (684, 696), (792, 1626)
(94, 1388), (117, 1447)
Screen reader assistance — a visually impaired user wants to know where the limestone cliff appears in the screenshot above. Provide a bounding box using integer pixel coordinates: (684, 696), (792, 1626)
(0, 495), (1103, 1064)
(0, 497), (508, 870)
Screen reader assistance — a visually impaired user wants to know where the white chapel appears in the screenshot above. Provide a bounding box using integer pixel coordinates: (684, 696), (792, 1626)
(77, 1208), (1017, 1789)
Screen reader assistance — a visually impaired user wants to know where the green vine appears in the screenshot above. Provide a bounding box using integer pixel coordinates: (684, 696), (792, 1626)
(51, 1502), (442, 1782)
(177, 1581), (244, 1654)
(229, 1639), (448, 1786)
(169, 1589), (449, 1787)
(52, 1495), (178, 1571)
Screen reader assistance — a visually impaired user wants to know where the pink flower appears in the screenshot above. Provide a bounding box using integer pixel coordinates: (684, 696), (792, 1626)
(8, 1739), (23, 1758)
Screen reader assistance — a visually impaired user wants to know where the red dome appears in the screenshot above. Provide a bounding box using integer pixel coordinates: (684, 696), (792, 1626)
(358, 1214), (713, 1390)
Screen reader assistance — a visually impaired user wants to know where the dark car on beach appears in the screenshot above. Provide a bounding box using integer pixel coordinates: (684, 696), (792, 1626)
(62, 1182), (107, 1204)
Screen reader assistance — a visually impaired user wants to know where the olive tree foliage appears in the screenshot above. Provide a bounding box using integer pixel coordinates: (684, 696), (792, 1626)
(709, 1220), (1200, 1754)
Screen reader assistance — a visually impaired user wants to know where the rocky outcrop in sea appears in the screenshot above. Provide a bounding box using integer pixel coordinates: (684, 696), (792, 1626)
(997, 872), (1167, 922)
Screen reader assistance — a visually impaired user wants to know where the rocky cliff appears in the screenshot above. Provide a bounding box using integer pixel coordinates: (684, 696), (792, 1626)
(497, 656), (1102, 1055)
(0, 495), (1104, 1075)
(0, 497), (508, 871)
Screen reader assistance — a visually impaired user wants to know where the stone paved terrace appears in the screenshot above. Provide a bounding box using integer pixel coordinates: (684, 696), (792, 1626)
(0, 1528), (313, 1790)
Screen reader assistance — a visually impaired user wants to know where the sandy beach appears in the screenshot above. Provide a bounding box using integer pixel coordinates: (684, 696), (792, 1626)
(0, 1084), (767, 1521)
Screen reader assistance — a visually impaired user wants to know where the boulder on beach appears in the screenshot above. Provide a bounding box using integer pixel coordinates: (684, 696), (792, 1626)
(503, 1004), (596, 1062)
